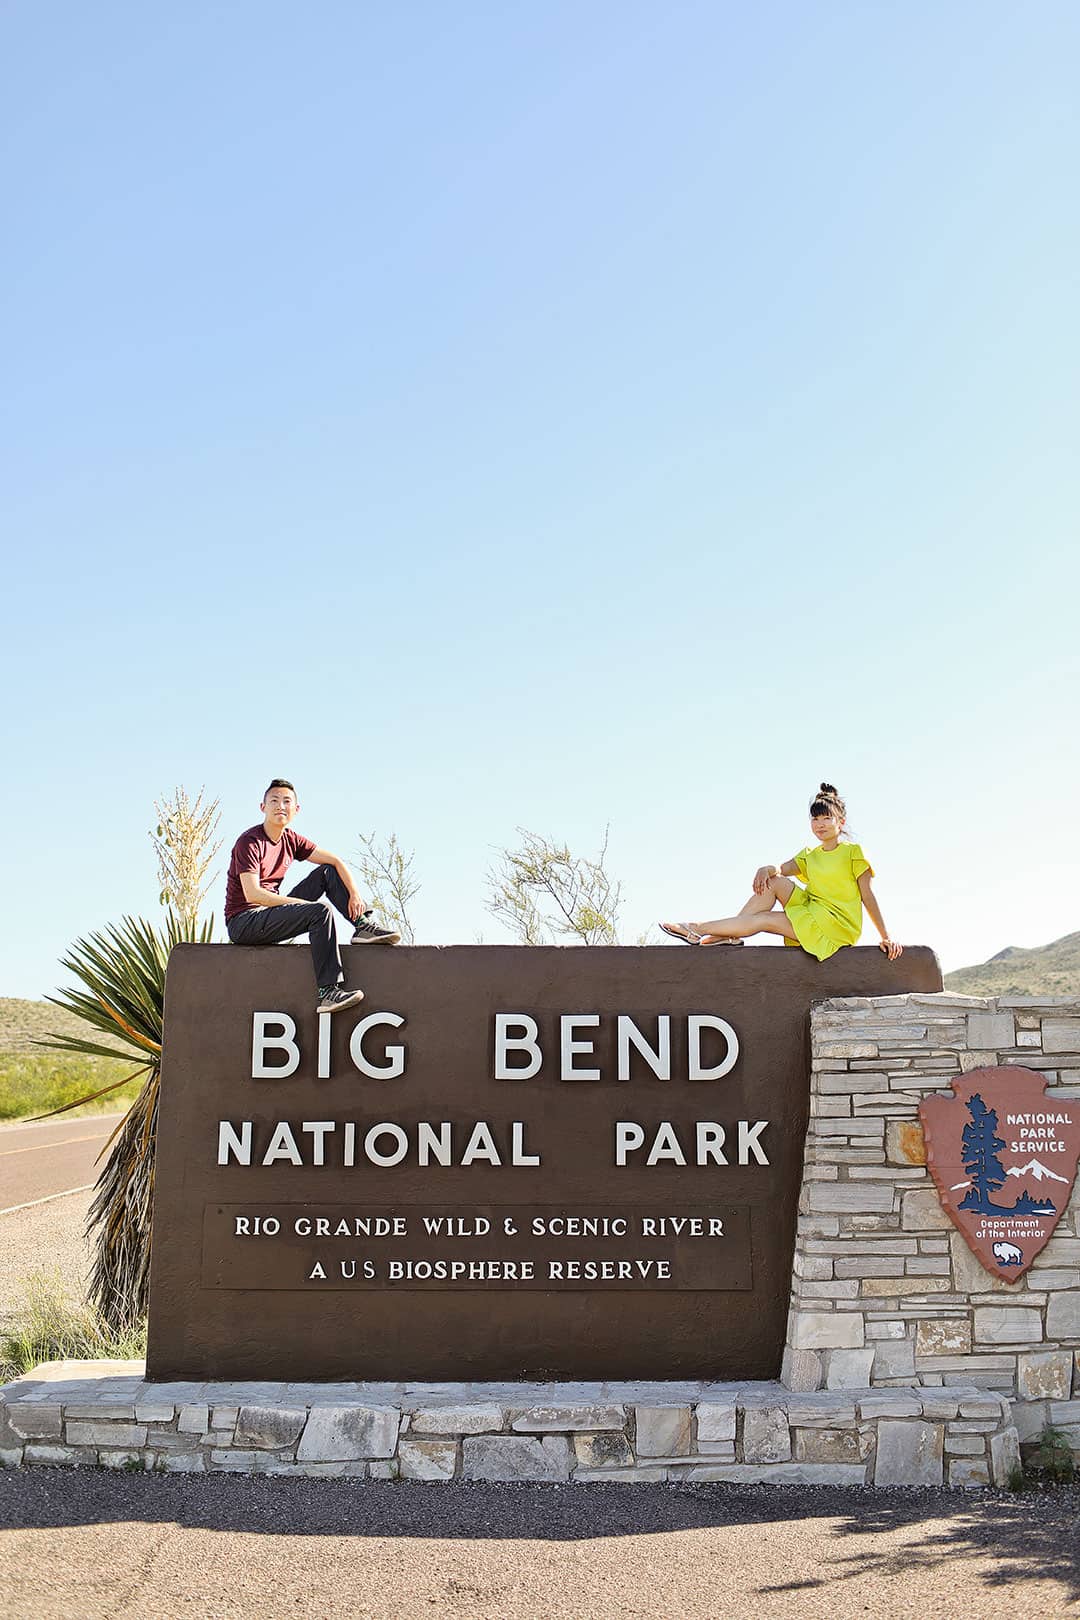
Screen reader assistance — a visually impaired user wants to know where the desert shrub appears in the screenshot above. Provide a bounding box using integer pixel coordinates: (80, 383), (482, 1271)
(0, 1052), (140, 1122)
(0, 1269), (146, 1385)
(1031, 1422), (1077, 1485)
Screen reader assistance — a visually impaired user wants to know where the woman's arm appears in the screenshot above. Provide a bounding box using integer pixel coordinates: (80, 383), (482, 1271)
(753, 858), (800, 895)
(858, 870), (903, 959)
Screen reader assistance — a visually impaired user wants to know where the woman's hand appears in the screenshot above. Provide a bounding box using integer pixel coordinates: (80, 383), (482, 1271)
(753, 865), (778, 895)
(879, 938), (903, 961)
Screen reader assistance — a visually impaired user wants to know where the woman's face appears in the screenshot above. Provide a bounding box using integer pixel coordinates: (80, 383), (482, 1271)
(810, 811), (843, 845)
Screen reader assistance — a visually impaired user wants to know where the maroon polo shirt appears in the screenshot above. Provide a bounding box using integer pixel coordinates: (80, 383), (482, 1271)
(224, 824), (317, 921)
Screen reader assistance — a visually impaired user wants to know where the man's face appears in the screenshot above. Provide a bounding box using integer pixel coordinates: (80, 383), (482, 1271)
(262, 787), (299, 830)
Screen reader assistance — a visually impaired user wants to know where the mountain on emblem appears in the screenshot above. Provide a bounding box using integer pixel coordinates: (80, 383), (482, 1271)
(1005, 1159), (1068, 1183)
(919, 1067), (1080, 1282)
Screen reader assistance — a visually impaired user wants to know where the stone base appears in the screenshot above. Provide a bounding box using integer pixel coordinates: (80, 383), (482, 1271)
(0, 1363), (1019, 1488)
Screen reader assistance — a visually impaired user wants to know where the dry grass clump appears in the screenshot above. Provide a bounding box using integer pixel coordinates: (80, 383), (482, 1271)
(0, 1269), (146, 1385)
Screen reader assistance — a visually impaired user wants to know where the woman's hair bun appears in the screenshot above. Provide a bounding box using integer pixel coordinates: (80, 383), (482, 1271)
(810, 782), (847, 824)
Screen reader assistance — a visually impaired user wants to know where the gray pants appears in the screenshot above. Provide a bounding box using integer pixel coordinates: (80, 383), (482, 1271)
(226, 865), (359, 988)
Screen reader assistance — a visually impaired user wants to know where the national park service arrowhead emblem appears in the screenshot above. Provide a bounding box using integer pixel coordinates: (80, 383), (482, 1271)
(919, 1067), (1080, 1283)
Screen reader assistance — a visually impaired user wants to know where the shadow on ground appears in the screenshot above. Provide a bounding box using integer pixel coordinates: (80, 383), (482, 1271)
(1, 1474), (1078, 1602)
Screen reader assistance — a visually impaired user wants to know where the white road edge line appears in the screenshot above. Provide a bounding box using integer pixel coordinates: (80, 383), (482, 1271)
(0, 1112), (125, 1135)
(0, 1184), (94, 1217)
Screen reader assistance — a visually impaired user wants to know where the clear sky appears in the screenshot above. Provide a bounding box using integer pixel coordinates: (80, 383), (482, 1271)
(2, 2), (1078, 1000)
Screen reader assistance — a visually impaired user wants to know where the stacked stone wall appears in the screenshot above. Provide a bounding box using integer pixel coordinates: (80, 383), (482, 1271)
(0, 1368), (1018, 1487)
(786, 993), (1080, 1455)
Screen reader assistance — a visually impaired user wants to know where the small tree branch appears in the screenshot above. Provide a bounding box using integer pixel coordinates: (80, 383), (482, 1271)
(484, 827), (623, 945)
(355, 832), (420, 944)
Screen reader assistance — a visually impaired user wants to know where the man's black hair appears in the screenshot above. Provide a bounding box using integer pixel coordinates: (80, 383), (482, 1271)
(264, 778), (297, 797)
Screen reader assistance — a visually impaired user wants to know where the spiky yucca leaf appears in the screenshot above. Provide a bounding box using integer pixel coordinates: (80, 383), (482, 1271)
(37, 912), (213, 1328)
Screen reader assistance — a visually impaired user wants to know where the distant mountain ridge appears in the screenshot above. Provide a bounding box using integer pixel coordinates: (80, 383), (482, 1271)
(0, 996), (88, 1051)
(944, 931), (1080, 998)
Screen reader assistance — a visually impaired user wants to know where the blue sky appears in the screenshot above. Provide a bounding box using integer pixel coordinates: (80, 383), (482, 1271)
(2, 2), (1078, 998)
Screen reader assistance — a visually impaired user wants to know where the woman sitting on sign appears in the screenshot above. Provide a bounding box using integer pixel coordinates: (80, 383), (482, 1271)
(661, 783), (903, 960)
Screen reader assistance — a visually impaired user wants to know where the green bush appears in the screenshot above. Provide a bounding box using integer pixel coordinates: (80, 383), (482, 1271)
(0, 1052), (141, 1122)
(0, 1270), (146, 1385)
(1032, 1422), (1077, 1485)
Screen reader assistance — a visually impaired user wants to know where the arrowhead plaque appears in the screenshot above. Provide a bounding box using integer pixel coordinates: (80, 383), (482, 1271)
(919, 1067), (1080, 1283)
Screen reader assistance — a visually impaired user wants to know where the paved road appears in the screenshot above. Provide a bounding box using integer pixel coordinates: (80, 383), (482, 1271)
(0, 1473), (1078, 1619)
(0, 1115), (122, 1214)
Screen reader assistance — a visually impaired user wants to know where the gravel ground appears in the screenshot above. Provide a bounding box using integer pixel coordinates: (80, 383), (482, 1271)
(0, 1472), (1078, 1619)
(2, 1189), (1077, 1618)
(0, 1188), (92, 1329)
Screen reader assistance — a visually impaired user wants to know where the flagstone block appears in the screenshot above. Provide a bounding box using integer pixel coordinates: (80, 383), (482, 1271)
(573, 1432), (634, 1469)
(235, 1406), (306, 1449)
(461, 1436), (570, 1482)
(989, 1428), (1022, 1485)
(411, 1405), (504, 1435)
(741, 1406), (790, 1464)
(296, 1407), (398, 1462)
(874, 1421), (943, 1486)
(5, 1405), (61, 1441)
(1046, 1292), (1080, 1340)
(634, 1407), (690, 1457)
(1017, 1353), (1072, 1401)
(973, 1309), (1043, 1346)
(398, 1440), (458, 1480)
(65, 1422), (147, 1448)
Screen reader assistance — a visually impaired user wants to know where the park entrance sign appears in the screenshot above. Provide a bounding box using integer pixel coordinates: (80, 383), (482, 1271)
(147, 943), (941, 1381)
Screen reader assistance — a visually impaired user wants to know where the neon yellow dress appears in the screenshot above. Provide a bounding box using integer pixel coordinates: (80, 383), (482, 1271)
(783, 841), (873, 960)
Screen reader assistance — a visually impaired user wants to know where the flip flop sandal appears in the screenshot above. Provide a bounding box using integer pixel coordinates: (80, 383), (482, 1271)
(699, 936), (745, 947)
(660, 922), (702, 945)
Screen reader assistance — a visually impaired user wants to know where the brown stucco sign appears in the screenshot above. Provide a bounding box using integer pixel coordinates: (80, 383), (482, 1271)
(920, 1067), (1080, 1282)
(147, 942), (940, 1382)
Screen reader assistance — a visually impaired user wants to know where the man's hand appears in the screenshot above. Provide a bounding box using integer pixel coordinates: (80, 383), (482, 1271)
(345, 887), (364, 922)
(753, 866), (778, 895)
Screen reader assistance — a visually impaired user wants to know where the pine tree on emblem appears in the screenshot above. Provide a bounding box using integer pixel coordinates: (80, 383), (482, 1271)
(1012, 1188), (1056, 1214)
(957, 1093), (1007, 1214)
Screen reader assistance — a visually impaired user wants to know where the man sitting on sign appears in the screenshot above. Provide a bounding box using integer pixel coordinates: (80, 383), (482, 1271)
(224, 778), (399, 1015)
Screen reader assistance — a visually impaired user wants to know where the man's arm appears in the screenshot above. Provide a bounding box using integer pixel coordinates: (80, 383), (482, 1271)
(307, 847), (364, 922)
(239, 873), (306, 909)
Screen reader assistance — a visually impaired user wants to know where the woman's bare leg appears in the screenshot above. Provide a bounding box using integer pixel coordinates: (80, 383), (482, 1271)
(699, 911), (799, 944)
(693, 874), (795, 937)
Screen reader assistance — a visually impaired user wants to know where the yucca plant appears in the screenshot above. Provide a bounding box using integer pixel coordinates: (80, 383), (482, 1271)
(151, 786), (221, 928)
(35, 912), (212, 1330)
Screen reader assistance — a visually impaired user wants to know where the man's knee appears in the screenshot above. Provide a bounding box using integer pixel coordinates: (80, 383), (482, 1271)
(302, 898), (333, 923)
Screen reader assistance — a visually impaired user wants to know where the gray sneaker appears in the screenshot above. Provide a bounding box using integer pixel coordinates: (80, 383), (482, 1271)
(316, 986), (365, 1015)
(352, 917), (401, 945)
